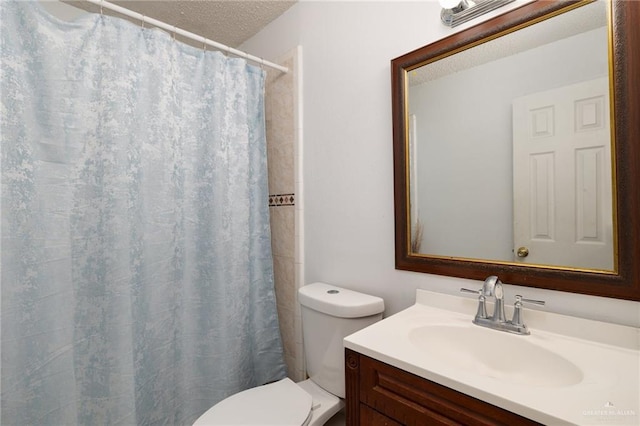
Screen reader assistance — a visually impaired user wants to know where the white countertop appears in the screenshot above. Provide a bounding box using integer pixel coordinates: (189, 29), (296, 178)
(344, 289), (640, 425)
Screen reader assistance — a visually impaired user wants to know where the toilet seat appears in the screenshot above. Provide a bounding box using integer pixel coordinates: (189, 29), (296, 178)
(193, 378), (313, 426)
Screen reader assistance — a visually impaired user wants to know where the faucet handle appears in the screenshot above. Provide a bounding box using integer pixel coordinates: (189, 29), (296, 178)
(515, 295), (545, 306)
(460, 288), (488, 319)
(511, 295), (545, 326)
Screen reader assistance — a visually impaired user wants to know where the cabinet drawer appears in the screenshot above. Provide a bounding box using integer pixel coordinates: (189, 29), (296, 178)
(346, 349), (540, 426)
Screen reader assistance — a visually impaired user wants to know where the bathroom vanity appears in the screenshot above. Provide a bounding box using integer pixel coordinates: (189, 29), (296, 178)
(343, 290), (640, 425)
(345, 349), (539, 425)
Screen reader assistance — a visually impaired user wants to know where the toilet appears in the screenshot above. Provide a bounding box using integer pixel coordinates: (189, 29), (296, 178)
(193, 282), (384, 426)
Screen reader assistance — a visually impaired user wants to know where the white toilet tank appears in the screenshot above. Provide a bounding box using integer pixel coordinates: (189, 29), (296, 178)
(298, 282), (384, 399)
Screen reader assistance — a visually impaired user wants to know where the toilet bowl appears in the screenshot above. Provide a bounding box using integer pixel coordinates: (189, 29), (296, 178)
(193, 282), (384, 426)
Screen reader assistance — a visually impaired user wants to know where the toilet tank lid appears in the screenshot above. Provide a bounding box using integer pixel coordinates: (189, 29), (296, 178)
(298, 282), (384, 318)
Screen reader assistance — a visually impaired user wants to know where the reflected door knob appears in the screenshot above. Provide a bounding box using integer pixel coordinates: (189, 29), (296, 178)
(516, 246), (529, 258)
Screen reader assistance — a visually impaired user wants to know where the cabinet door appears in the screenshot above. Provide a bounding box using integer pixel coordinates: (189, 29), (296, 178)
(346, 349), (541, 426)
(360, 404), (403, 426)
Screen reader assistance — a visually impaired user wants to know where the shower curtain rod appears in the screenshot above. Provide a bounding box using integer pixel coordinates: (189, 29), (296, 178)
(85, 0), (289, 73)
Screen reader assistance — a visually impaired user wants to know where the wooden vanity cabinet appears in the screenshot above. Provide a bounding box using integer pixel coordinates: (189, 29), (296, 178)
(345, 349), (542, 426)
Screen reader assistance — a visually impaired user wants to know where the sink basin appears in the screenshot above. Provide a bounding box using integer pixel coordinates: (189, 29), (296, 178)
(408, 325), (583, 387)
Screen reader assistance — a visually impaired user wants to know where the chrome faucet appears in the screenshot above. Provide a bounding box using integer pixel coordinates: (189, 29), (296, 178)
(461, 276), (544, 335)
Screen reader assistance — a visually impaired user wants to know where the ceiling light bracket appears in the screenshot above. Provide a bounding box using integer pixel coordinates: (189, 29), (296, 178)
(440, 0), (515, 27)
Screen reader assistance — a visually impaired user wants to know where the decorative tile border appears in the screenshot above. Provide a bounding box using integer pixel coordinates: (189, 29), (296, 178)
(269, 193), (295, 207)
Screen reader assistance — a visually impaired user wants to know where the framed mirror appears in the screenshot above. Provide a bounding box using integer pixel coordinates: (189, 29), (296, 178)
(392, 0), (639, 300)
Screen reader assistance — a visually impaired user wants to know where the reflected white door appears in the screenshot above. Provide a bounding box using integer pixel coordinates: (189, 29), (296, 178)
(512, 78), (614, 270)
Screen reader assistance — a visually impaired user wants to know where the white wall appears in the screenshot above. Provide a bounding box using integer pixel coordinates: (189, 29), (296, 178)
(242, 0), (639, 327)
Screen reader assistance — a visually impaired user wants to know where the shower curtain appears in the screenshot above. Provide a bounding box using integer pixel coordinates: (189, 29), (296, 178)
(1, 1), (287, 424)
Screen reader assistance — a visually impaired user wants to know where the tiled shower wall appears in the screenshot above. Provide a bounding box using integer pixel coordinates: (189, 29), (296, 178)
(265, 47), (305, 382)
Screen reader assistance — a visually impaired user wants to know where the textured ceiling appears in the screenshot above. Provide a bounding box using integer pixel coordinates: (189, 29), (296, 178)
(65, 0), (296, 48)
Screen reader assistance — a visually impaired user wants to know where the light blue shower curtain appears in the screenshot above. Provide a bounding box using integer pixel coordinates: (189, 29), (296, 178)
(1, 1), (287, 424)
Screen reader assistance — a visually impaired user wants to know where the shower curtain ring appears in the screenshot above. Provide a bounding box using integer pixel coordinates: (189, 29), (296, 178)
(172, 26), (177, 41)
(141, 15), (146, 29)
(100, 0), (104, 15)
(202, 36), (207, 51)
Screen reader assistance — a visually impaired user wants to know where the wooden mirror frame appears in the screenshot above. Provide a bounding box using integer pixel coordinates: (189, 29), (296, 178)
(392, 0), (639, 301)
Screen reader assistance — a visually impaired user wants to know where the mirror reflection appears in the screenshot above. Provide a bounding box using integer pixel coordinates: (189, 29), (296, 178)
(406, 1), (614, 271)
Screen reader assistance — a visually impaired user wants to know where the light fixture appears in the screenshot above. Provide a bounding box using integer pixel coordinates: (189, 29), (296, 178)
(438, 0), (515, 27)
